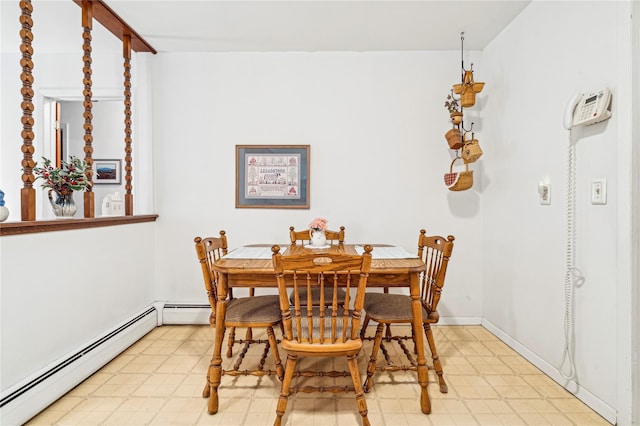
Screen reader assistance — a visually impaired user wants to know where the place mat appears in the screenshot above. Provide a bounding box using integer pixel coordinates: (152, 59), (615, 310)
(224, 246), (278, 259)
(354, 245), (418, 259)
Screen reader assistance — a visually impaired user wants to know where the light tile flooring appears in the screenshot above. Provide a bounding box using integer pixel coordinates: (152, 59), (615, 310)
(26, 325), (610, 426)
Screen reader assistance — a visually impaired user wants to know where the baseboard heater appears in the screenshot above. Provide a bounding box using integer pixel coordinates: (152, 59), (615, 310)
(161, 303), (211, 325)
(0, 307), (158, 425)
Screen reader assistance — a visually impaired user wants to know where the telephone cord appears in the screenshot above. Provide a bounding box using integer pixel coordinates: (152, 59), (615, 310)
(559, 135), (582, 382)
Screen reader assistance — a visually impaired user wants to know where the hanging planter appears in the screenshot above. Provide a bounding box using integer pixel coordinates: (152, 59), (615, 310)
(450, 111), (463, 125)
(455, 69), (485, 108)
(445, 128), (463, 150)
(461, 132), (483, 163)
(460, 90), (476, 108)
(444, 157), (473, 191)
(444, 93), (462, 125)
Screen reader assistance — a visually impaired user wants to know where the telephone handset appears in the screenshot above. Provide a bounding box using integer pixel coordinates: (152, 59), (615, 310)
(562, 88), (612, 130)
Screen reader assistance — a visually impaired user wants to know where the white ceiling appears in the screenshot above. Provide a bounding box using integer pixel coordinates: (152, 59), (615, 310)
(102, 0), (531, 53)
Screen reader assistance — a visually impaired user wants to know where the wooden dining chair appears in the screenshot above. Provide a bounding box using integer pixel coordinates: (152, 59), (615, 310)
(360, 230), (455, 394)
(271, 244), (373, 426)
(289, 225), (347, 306)
(289, 225), (346, 246)
(194, 232), (284, 401)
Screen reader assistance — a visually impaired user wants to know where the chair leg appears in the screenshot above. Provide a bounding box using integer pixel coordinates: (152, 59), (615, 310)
(347, 353), (371, 426)
(382, 288), (392, 341)
(274, 354), (297, 426)
(363, 323), (385, 392)
(424, 323), (448, 393)
(266, 326), (284, 381)
(360, 313), (371, 339)
(246, 288), (255, 341)
(227, 326), (236, 358)
(202, 378), (210, 398)
(384, 323), (393, 341)
(412, 326), (417, 354)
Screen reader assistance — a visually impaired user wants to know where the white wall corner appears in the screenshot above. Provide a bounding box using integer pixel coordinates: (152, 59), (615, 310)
(482, 319), (616, 424)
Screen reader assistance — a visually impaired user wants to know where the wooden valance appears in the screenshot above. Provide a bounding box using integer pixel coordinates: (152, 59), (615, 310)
(72, 0), (156, 53)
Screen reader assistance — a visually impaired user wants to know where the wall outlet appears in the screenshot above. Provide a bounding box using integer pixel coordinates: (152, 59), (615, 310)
(591, 179), (607, 205)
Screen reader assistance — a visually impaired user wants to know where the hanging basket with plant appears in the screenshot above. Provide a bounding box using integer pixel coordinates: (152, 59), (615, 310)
(444, 93), (462, 125)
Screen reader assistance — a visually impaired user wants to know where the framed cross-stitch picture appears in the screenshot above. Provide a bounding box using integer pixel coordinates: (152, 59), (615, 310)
(236, 145), (310, 209)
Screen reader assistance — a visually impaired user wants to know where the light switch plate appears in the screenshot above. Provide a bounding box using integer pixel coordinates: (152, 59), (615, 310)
(539, 182), (551, 205)
(591, 179), (607, 205)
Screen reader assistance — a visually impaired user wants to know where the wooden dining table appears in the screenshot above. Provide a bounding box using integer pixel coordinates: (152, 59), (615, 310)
(208, 243), (431, 415)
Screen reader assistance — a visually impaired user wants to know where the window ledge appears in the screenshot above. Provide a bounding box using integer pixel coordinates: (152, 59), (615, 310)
(0, 214), (158, 236)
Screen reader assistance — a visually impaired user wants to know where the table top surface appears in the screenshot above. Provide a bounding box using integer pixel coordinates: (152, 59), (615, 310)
(212, 243), (425, 275)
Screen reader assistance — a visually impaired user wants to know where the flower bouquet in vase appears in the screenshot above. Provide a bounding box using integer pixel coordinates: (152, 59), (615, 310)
(32, 156), (91, 218)
(309, 217), (328, 247)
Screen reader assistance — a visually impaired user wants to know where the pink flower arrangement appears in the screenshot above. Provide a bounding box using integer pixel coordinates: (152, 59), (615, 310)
(309, 217), (328, 231)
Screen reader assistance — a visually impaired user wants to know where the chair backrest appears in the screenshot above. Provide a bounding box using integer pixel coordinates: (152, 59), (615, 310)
(272, 244), (372, 345)
(417, 229), (455, 321)
(194, 231), (228, 318)
(289, 226), (346, 245)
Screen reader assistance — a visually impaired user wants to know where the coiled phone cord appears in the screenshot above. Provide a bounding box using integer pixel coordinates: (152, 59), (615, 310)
(559, 135), (582, 382)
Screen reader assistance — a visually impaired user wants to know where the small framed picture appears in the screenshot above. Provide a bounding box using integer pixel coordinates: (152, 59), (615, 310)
(93, 159), (122, 184)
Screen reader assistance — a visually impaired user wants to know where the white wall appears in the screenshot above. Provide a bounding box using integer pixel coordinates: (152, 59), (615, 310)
(150, 51), (485, 322)
(481, 1), (633, 423)
(0, 223), (157, 390)
(0, 0), (157, 398)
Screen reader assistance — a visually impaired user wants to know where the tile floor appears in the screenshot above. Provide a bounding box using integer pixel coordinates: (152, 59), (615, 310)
(26, 325), (610, 426)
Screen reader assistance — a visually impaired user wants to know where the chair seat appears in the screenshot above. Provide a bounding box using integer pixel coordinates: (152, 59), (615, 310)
(227, 295), (281, 324)
(363, 293), (429, 322)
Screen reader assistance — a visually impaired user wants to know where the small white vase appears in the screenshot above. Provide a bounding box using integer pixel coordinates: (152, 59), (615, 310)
(310, 229), (327, 247)
(0, 205), (8, 222)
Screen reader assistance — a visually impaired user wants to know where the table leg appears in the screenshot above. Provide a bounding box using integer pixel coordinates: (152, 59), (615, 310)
(410, 272), (431, 414)
(207, 273), (229, 414)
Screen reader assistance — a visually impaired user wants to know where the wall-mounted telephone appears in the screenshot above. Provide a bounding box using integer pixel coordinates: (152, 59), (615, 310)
(562, 88), (612, 130)
(557, 87), (612, 382)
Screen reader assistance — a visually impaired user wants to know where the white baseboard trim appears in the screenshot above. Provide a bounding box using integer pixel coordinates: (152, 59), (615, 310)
(0, 307), (158, 426)
(158, 303), (482, 327)
(482, 319), (616, 425)
(437, 316), (482, 326)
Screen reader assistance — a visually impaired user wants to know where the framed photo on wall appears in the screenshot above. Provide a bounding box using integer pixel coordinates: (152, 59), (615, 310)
(93, 159), (121, 184)
(236, 145), (310, 209)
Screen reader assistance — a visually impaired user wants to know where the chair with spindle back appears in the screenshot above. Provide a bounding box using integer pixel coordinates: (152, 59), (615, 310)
(194, 232), (284, 402)
(289, 225), (346, 246)
(271, 244), (373, 426)
(360, 230), (455, 394)
(289, 225), (347, 306)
